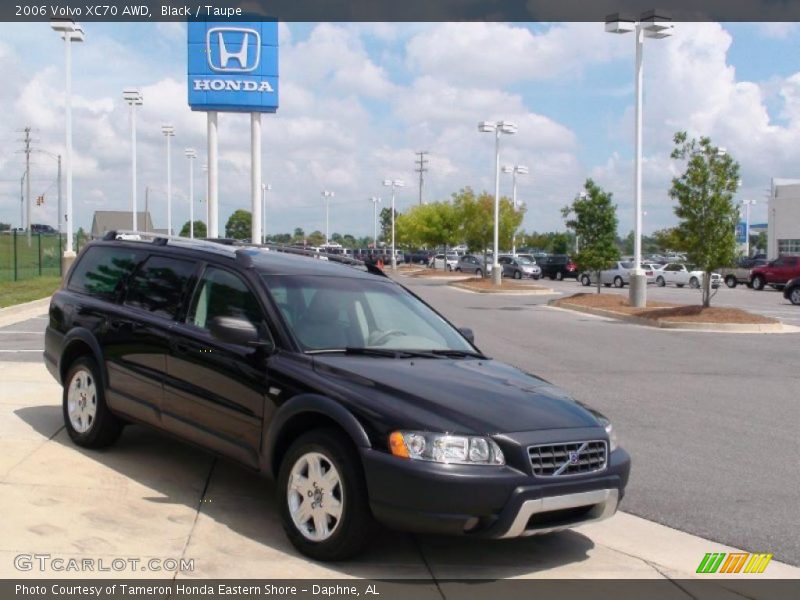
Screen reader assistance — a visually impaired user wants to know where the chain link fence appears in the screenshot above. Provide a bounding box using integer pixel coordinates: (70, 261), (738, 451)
(0, 231), (89, 282)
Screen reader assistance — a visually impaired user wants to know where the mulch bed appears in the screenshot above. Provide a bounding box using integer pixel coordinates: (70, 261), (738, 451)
(552, 293), (777, 324)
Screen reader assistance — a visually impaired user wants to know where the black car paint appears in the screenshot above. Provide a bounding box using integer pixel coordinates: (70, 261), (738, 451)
(45, 239), (629, 537)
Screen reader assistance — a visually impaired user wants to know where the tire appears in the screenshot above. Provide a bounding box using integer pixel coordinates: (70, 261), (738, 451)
(556, 271), (564, 281)
(446, 264), (452, 272)
(751, 275), (765, 291)
(513, 271), (522, 280)
(613, 276), (624, 288)
(676, 284), (685, 288)
(455, 267), (461, 272)
(656, 276), (666, 287)
(689, 277), (700, 289)
(277, 428), (373, 561)
(790, 287), (800, 306)
(725, 275), (738, 288)
(475, 269), (483, 278)
(62, 356), (123, 449)
(534, 276), (540, 280)
(580, 274), (591, 287)
(603, 283), (611, 288)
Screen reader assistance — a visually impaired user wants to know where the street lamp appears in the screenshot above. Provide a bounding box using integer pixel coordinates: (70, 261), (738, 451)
(741, 199), (756, 257)
(161, 125), (175, 235)
(479, 121), (518, 285)
(369, 196), (381, 248)
(50, 18), (84, 270)
(123, 88), (143, 231)
(185, 148), (197, 238)
(321, 190), (335, 245)
(382, 179), (405, 270)
(502, 164), (529, 255)
(261, 183), (272, 244)
(605, 10), (673, 307)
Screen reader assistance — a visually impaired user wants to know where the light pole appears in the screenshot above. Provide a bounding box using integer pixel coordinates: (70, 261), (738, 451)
(202, 164), (210, 233)
(321, 190), (335, 245)
(479, 121), (518, 285)
(185, 149), (197, 238)
(606, 10), (673, 307)
(161, 125), (174, 235)
(123, 88), (143, 231)
(382, 180), (405, 270)
(261, 183), (271, 244)
(369, 197), (381, 248)
(742, 199), (756, 257)
(50, 18), (83, 270)
(502, 164), (529, 255)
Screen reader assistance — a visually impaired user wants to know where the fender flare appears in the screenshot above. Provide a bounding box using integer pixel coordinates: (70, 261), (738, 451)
(261, 394), (371, 479)
(59, 328), (106, 387)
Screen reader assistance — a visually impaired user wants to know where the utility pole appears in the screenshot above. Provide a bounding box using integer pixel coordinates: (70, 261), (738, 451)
(144, 187), (149, 232)
(23, 127), (32, 247)
(414, 151), (429, 205)
(57, 155), (62, 237)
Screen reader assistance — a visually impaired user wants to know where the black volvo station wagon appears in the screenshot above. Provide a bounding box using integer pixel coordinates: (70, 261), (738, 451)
(44, 233), (630, 560)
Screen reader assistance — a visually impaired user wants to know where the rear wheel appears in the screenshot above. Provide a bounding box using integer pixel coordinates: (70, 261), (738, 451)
(63, 357), (123, 448)
(278, 429), (373, 561)
(725, 275), (738, 288)
(689, 277), (700, 289)
(656, 276), (666, 287)
(513, 271), (522, 280)
(556, 271), (564, 281)
(446, 264), (452, 272)
(751, 275), (766, 291)
(580, 274), (591, 287)
(613, 276), (624, 288)
(790, 287), (800, 305)
(475, 268), (483, 278)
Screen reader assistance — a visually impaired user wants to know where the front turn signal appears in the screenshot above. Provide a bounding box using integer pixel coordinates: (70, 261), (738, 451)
(389, 431), (410, 458)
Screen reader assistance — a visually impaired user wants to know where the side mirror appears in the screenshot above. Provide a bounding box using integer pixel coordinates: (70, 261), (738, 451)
(459, 327), (475, 344)
(208, 316), (261, 347)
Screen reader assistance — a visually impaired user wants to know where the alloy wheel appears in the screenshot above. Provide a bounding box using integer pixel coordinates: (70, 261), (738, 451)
(66, 368), (97, 434)
(287, 452), (344, 542)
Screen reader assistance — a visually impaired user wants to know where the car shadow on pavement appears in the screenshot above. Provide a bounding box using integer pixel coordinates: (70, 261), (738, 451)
(14, 404), (595, 578)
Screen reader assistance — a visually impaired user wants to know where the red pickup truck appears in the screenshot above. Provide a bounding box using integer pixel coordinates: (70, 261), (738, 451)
(749, 256), (800, 290)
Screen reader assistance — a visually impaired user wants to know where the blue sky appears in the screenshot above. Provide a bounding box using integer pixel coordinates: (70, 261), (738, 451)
(1, 21), (798, 237)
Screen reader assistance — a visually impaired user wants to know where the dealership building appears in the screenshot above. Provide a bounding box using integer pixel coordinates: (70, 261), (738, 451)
(767, 178), (800, 259)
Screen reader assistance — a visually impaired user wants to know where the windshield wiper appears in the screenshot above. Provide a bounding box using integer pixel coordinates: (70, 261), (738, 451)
(306, 347), (443, 359)
(428, 349), (487, 359)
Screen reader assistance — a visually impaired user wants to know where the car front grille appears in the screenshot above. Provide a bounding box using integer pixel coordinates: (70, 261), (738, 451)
(528, 440), (607, 477)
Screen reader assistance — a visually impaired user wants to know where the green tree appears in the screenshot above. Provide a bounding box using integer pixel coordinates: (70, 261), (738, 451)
(307, 230), (325, 246)
(562, 179), (620, 293)
(396, 201), (461, 269)
(225, 210), (252, 240)
(752, 232), (767, 255)
(669, 132), (740, 307)
(292, 227), (305, 243)
(551, 232), (571, 255)
(652, 227), (681, 253)
(179, 220), (207, 238)
(0, 222), (10, 232)
(452, 187), (524, 267)
(379, 207), (397, 243)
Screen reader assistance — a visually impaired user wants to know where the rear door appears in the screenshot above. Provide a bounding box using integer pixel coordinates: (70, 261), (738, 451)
(164, 264), (272, 467)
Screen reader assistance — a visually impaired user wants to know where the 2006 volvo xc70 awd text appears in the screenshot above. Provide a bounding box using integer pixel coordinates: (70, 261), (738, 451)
(44, 234), (630, 561)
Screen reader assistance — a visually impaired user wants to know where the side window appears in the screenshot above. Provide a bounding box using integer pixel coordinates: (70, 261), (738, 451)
(68, 246), (142, 299)
(124, 255), (196, 320)
(188, 267), (267, 334)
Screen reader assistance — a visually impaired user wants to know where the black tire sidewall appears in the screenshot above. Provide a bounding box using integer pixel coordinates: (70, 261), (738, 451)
(277, 429), (372, 561)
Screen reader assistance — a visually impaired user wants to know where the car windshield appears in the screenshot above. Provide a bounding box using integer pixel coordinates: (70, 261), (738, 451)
(262, 274), (475, 353)
(516, 257), (533, 265)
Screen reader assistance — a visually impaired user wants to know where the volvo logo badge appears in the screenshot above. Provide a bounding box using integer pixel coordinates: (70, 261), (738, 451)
(568, 451), (580, 465)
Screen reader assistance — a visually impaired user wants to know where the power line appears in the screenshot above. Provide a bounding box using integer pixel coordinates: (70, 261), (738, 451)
(414, 150), (429, 205)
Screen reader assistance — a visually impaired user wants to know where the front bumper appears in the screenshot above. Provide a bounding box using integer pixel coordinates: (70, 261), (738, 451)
(361, 445), (630, 538)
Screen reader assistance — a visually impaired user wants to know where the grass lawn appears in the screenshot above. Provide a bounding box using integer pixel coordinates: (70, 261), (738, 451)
(0, 276), (62, 308)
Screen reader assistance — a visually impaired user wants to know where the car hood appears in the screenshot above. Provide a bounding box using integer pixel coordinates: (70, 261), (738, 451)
(311, 356), (599, 434)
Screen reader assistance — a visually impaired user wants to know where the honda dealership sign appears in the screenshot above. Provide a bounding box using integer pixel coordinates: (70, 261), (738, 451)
(188, 21), (279, 112)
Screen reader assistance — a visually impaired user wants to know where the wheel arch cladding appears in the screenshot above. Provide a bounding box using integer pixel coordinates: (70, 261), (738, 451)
(262, 394), (372, 479)
(60, 330), (106, 387)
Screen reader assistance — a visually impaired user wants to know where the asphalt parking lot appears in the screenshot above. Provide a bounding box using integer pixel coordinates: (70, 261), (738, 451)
(0, 280), (798, 578)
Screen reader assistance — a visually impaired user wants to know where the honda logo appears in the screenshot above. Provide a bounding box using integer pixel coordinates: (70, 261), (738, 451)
(207, 27), (261, 73)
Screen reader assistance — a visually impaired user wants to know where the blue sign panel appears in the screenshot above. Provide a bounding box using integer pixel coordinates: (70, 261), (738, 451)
(735, 221), (747, 244)
(188, 21), (278, 113)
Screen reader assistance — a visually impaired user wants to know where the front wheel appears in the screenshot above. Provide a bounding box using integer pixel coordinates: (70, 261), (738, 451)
(751, 275), (765, 291)
(278, 429), (373, 561)
(513, 271), (522, 280)
(580, 274), (591, 287)
(725, 275), (738, 288)
(63, 356), (123, 448)
(475, 268), (483, 278)
(790, 287), (800, 305)
(656, 276), (666, 287)
(613, 276), (624, 288)
(446, 264), (452, 272)
(556, 271), (564, 281)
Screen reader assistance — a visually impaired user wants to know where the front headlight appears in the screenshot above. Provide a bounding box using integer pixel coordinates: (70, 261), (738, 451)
(389, 431), (505, 465)
(597, 417), (619, 452)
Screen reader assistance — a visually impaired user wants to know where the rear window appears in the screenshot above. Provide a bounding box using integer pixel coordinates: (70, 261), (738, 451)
(124, 255), (197, 320)
(68, 246), (142, 299)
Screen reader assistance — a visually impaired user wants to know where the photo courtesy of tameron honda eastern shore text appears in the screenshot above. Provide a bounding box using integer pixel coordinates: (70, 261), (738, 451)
(44, 234), (630, 561)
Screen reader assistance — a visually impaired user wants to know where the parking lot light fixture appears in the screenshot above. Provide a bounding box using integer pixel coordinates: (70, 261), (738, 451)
(369, 196), (381, 248)
(261, 183), (271, 244)
(321, 190), (335, 245)
(502, 165), (529, 255)
(50, 19), (83, 264)
(479, 121), (517, 285)
(161, 125), (175, 235)
(185, 148), (197, 238)
(383, 179), (405, 270)
(123, 88), (143, 231)
(604, 10), (673, 307)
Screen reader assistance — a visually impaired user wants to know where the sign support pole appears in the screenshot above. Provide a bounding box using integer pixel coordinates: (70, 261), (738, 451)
(251, 112), (262, 245)
(207, 111), (219, 238)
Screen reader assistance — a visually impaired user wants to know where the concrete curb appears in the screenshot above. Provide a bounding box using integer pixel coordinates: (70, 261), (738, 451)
(549, 300), (787, 333)
(450, 282), (557, 295)
(0, 297), (51, 328)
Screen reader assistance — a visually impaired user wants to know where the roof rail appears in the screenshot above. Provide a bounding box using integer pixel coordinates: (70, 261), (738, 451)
(99, 230), (238, 256)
